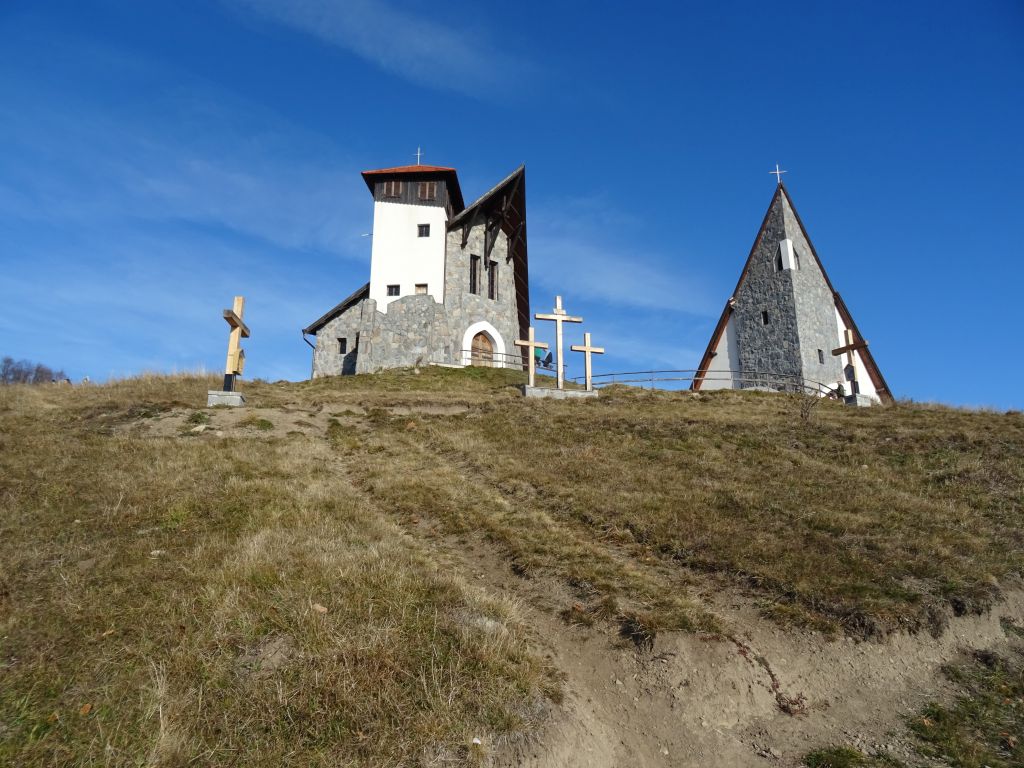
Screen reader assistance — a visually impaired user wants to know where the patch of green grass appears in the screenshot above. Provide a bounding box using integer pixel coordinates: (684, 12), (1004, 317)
(186, 410), (210, 425)
(240, 415), (274, 431)
(908, 648), (1024, 767)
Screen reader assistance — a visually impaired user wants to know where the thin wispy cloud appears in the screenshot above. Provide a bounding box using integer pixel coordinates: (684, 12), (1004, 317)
(0, 92), (369, 258)
(230, 0), (531, 95)
(529, 197), (717, 316)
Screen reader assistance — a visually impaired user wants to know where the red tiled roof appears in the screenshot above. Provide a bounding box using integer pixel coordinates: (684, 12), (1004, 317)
(361, 164), (457, 175)
(359, 164), (464, 211)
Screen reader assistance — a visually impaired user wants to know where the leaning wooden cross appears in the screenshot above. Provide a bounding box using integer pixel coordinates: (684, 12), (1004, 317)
(222, 296), (249, 391)
(571, 332), (604, 392)
(514, 326), (549, 388)
(832, 328), (863, 395)
(208, 296), (249, 407)
(535, 295), (582, 390)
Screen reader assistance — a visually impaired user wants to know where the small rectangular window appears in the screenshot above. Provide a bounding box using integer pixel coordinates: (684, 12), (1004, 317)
(338, 338), (347, 355)
(469, 255), (480, 294)
(775, 252), (783, 272)
(415, 283), (427, 295)
(383, 180), (402, 198)
(761, 310), (770, 325)
(817, 348), (825, 364)
(387, 284), (400, 296)
(417, 224), (430, 237)
(487, 260), (498, 300)
(418, 181), (437, 200)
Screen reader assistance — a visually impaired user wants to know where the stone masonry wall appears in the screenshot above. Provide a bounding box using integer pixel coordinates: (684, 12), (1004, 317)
(354, 296), (453, 373)
(311, 300), (365, 377)
(443, 221), (520, 363)
(782, 200), (844, 390)
(733, 199), (803, 388)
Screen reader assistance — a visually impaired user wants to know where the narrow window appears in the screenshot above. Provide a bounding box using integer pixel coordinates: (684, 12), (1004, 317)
(387, 284), (400, 296)
(338, 338), (348, 355)
(487, 260), (498, 300)
(775, 252), (783, 272)
(469, 255), (480, 294)
(417, 224), (430, 237)
(817, 349), (825, 364)
(383, 180), (402, 198)
(761, 310), (770, 325)
(415, 283), (427, 295)
(418, 181), (437, 200)
(354, 332), (360, 350)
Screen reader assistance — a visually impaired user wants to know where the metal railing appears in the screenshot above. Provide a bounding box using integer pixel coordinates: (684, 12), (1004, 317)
(570, 369), (842, 397)
(442, 349), (570, 387)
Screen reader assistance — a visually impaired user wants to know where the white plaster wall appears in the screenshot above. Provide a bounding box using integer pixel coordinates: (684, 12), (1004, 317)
(834, 308), (879, 400)
(368, 201), (448, 310)
(700, 318), (739, 390)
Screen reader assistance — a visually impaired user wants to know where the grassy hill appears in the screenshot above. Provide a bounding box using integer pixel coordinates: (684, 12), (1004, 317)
(1, 368), (1022, 766)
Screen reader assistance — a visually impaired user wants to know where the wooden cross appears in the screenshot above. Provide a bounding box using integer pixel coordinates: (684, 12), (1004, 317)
(832, 328), (861, 395)
(535, 295), (582, 390)
(221, 296), (249, 392)
(414, 146), (423, 165)
(570, 332), (604, 392)
(514, 326), (549, 388)
(770, 163), (787, 184)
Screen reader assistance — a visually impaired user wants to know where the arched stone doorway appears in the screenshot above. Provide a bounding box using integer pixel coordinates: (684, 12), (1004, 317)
(460, 321), (506, 367)
(470, 332), (494, 366)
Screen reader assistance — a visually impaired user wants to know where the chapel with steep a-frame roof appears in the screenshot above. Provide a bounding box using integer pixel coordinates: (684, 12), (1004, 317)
(302, 161), (529, 376)
(692, 182), (892, 403)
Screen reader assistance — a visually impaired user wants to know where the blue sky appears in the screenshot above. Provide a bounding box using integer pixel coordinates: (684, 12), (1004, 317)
(1, 1), (1022, 407)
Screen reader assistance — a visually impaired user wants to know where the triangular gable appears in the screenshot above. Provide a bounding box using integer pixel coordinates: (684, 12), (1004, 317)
(692, 184), (892, 402)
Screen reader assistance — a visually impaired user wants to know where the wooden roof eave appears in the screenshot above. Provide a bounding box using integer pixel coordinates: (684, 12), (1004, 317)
(302, 282), (370, 336)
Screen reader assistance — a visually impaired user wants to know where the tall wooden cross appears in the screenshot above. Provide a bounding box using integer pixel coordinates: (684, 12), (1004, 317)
(514, 326), (549, 388)
(570, 332), (605, 392)
(770, 163), (787, 184)
(221, 296), (250, 392)
(535, 295), (582, 390)
(832, 328), (867, 395)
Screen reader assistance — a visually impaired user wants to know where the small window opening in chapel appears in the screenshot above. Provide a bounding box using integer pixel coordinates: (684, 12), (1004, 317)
(418, 181), (437, 201)
(469, 255), (480, 294)
(817, 349), (825, 364)
(487, 260), (498, 300)
(415, 283), (428, 295)
(761, 310), (770, 325)
(417, 223), (430, 237)
(383, 180), (402, 198)
(387, 284), (400, 296)
(338, 338), (348, 355)
(775, 252), (783, 272)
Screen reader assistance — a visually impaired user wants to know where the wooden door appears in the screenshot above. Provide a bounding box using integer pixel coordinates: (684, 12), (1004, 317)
(470, 332), (493, 366)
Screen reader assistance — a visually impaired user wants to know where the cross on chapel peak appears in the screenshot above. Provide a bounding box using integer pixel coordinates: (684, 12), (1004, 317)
(770, 164), (787, 185)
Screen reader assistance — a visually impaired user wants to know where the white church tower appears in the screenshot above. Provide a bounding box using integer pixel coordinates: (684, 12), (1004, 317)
(363, 162), (465, 310)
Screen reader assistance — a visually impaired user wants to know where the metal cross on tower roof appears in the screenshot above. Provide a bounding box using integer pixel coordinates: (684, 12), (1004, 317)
(415, 146), (423, 165)
(770, 164), (787, 184)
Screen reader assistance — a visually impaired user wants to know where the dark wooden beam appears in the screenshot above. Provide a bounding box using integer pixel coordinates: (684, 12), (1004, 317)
(831, 339), (868, 357)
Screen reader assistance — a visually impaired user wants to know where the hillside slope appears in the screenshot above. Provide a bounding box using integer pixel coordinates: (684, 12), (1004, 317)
(1, 368), (1022, 767)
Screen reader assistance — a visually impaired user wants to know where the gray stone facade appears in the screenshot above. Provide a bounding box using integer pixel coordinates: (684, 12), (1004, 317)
(732, 191), (843, 391)
(308, 218), (524, 376)
(733, 199), (802, 386)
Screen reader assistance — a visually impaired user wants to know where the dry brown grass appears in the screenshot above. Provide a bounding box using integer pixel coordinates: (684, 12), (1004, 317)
(0, 374), (554, 766)
(2, 367), (1022, 764)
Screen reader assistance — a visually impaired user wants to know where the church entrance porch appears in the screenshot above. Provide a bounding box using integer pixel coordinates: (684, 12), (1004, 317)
(470, 332), (494, 366)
